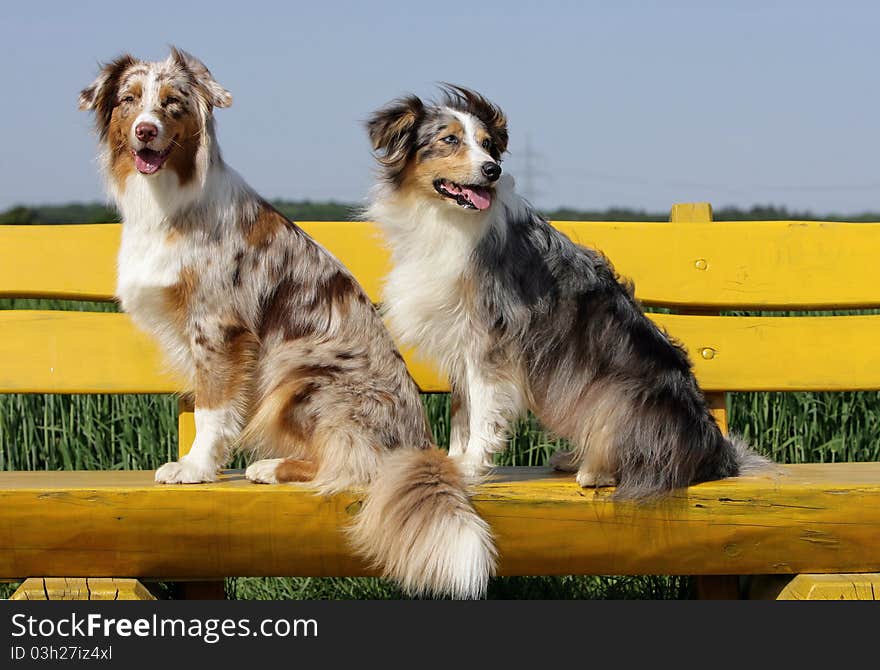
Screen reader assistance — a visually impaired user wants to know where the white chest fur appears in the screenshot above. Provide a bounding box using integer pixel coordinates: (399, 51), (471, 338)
(114, 176), (199, 379)
(116, 221), (194, 377)
(115, 174), (192, 303)
(116, 223), (184, 313)
(378, 202), (490, 378)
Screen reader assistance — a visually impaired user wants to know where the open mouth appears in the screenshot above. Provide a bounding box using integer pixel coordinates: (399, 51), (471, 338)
(433, 179), (493, 211)
(131, 146), (172, 175)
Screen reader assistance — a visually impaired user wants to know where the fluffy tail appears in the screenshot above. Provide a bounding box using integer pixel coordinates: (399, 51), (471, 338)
(347, 448), (497, 599)
(610, 391), (776, 500)
(726, 434), (775, 476)
(613, 429), (774, 501)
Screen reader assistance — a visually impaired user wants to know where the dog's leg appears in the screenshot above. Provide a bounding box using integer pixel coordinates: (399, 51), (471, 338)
(155, 404), (239, 483)
(458, 366), (521, 478)
(575, 469), (617, 488)
(550, 449), (614, 485)
(246, 458), (318, 484)
(573, 403), (619, 489)
(156, 325), (254, 484)
(549, 450), (578, 472)
(448, 385), (470, 458)
(245, 458), (284, 484)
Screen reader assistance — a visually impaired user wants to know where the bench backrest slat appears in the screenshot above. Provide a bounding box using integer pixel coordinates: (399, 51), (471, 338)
(3, 210), (879, 400)
(3, 309), (879, 394)
(3, 220), (880, 309)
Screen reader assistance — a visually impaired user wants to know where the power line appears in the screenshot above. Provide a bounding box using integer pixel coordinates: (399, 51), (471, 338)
(553, 168), (880, 193)
(520, 134), (548, 203)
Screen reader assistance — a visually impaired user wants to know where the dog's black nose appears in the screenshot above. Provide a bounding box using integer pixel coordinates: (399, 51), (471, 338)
(135, 123), (158, 143)
(481, 162), (502, 182)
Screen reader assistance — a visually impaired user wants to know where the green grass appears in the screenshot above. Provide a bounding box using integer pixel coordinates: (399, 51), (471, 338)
(227, 574), (691, 600)
(2, 297), (878, 599)
(730, 391), (880, 464)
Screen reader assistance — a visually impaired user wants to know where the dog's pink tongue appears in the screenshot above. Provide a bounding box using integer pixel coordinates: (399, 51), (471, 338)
(135, 150), (163, 175)
(463, 186), (492, 210)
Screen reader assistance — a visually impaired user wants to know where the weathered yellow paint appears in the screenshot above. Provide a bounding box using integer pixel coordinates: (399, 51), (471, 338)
(706, 394), (728, 434)
(776, 574), (880, 600)
(669, 202), (713, 223)
(1, 464), (879, 579)
(551, 218), (880, 309)
(663, 312), (880, 391)
(0, 224), (120, 302)
(0, 222), (393, 303)
(670, 203), (729, 436)
(0, 311), (184, 394)
(11, 577), (155, 600)
(4, 309), (880, 394)
(5, 219), (880, 309)
(178, 396), (195, 458)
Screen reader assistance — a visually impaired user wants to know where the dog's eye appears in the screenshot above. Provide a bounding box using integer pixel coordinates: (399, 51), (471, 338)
(120, 95), (135, 104)
(163, 96), (180, 107)
(442, 135), (459, 145)
(482, 139), (493, 151)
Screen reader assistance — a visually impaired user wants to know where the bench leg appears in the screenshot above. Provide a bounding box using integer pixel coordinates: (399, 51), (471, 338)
(175, 580), (226, 599)
(744, 575), (794, 599)
(694, 575), (740, 599)
(11, 578), (155, 600)
(776, 574), (880, 600)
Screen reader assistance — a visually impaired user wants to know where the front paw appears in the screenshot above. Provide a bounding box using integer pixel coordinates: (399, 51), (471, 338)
(245, 458), (283, 484)
(576, 470), (616, 488)
(454, 454), (491, 482)
(155, 458), (217, 484)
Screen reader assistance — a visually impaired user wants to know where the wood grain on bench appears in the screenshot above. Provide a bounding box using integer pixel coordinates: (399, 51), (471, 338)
(1, 464), (878, 580)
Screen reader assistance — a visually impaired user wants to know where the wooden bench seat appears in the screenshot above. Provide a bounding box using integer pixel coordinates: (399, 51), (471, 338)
(2, 463), (879, 580)
(2, 202), (879, 599)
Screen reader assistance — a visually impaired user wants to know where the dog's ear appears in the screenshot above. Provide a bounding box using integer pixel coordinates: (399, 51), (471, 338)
(170, 47), (233, 108)
(482, 102), (508, 157)
(79, 54), (137, 137)
(439, 84), (508, 158)
(367, 95), (424, 173)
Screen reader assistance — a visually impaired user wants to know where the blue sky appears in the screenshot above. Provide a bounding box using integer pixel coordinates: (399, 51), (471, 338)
(2, 1), (880, 213)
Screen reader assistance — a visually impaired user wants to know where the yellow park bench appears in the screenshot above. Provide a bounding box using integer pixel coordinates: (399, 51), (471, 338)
(2, 203), (880, 601)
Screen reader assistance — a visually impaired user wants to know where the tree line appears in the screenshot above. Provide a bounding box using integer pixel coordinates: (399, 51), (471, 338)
(3, 201), (880, 224)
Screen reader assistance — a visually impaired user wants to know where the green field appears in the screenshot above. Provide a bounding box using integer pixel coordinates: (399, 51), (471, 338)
(2, 202), (878, 599)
